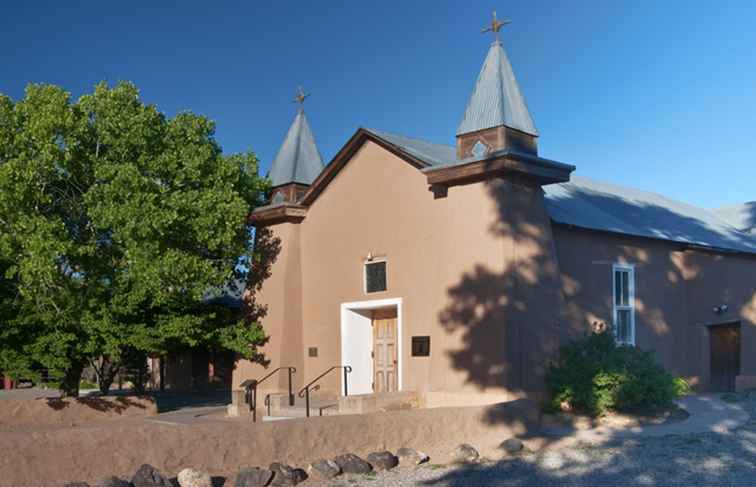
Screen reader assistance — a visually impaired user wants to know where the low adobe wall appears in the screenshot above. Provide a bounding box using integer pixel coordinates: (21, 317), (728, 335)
(0, 399), (538, 487)
(0, 395), (157, 429)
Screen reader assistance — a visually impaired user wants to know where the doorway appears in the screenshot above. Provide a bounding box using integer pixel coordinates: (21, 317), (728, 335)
(340, 298), (403, 395)
(372, 308), (398, 393)
(709, 322), (740, 392)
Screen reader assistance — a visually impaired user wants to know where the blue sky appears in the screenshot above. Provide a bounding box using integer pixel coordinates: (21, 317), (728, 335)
(2, 1), (755, 208)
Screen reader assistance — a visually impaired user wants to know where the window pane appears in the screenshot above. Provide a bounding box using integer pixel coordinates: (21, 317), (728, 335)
(616, 309), (631, 343)
(615, 269), (630, 306)
(365, 261), (387, 293)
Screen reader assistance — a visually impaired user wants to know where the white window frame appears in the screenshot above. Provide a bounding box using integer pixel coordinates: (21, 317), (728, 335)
(612, 264), (636, 346)
(363, 258), (388, 294)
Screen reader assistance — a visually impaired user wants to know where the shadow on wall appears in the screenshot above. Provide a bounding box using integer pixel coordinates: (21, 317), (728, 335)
(44, 395), (150, 413)
(439, 176), (756, 411)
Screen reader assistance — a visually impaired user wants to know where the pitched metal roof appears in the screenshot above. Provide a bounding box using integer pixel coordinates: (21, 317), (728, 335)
(364, 128), (457, 166)
(712, 202), (756, 235)
(457, 41), (538, 137)
(359, 130), (756, 254)
(544, 176), (756, 254)
(268, 108), (324, 187)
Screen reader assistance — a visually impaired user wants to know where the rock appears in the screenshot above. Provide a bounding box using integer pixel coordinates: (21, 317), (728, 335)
(97, 477), (132, 487)
(132, 464), (173, 487)
(453, 443), (479, 463)
(366, 451), (399, 471)
(177, 468), (213, 487)
(501, 437), (524, 454)
(307, 459), (341, 479)
(64, 483), (91, 487)
(333, 453), (372, 474)
(268, 463), (307, 486)
(234, 467), (274, 487)
(396, 447), (429, 466)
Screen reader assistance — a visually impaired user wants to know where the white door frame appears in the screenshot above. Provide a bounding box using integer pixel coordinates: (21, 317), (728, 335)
(340, 297), (403, 395)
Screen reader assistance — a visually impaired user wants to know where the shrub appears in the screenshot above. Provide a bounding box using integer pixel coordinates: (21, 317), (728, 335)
(546, 329), (689, 416)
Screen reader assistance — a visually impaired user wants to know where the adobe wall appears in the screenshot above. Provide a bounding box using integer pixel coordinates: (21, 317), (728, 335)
(233, 222), (304, 393)
(237, 140), (567, 399)
(552, 225), (756, 389)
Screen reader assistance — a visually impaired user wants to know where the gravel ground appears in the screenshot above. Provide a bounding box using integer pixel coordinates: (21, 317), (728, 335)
(327, 393), (756, 487)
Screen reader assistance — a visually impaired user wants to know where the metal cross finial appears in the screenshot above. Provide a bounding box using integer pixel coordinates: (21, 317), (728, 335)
(293, 86), (310, 106)
(481, 10), (511, 43)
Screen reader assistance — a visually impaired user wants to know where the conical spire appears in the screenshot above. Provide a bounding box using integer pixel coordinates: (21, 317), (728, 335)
(268, 95), (324, 187)
(457, 36), (538, 137)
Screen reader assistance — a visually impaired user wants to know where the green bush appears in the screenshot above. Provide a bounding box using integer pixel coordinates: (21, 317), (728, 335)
(546, 329), (690, 416)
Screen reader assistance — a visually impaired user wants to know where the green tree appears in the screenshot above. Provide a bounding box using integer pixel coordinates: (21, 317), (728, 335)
(0, 82), (270, 396)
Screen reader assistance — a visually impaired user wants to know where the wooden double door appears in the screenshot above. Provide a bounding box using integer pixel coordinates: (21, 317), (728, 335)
(709, 323), (740, 392)
(372, 308), (398, 393)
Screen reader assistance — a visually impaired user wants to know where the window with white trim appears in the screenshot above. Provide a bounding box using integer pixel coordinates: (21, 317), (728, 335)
(613, 264), (635, 345)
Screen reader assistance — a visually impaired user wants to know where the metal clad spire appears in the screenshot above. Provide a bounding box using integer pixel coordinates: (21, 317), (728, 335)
(268, 87), (324, 187)
(458, 11), (538, 136)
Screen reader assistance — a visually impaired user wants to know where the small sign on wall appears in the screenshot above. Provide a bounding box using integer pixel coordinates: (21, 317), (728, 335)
(411, 336), (430, 357)
(308, 347), (318, 357)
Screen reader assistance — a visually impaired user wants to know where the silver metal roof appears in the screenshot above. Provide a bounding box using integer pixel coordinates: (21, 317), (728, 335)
(364, 128), (457, 166)
(362, 130), (756, 254)
(268, 108), (324, 187)
(713, 202), (756, 235)
(457, 41), (538, 137)
(545, 176), (756, 254)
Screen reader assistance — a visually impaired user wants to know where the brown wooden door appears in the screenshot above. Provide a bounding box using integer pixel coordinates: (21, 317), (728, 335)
(372, 309), (398, 393)
(710, 323), (740, 392)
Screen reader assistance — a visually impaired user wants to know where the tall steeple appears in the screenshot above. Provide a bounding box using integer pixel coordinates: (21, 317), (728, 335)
(456, 11), (538, 159)
(268, 87), (324, 204)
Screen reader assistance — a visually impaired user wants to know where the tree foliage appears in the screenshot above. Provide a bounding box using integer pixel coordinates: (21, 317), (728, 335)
(0, 82), (270, 396)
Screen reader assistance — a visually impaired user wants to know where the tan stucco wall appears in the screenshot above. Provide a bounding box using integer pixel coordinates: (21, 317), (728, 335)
(552, 225), (756, 389)
(235, 140), (566, 399)
(235, 139), (756, 398)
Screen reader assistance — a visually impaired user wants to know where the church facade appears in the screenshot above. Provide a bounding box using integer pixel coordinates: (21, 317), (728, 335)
(233, 19), (756, 403)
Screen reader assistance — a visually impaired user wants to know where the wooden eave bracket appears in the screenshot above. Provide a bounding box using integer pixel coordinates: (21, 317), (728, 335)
(423, 153), (574, 187)
(249, 204), (308, 226)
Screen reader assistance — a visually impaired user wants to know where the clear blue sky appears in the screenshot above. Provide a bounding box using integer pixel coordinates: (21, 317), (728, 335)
(2, 1), (755, 208)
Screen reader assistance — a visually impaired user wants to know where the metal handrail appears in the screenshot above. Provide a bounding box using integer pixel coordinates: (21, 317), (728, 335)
(240, 366), (297, 422)
(297, 365), (352, 417)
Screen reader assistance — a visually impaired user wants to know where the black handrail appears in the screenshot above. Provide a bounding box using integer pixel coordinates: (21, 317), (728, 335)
(297, 365), (352, 417)
(240, 366), (296, 422)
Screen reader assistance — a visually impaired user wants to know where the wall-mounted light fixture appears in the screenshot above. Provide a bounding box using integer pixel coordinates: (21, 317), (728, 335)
(366, 251), (374, 262)
(713, 304), (729, 315)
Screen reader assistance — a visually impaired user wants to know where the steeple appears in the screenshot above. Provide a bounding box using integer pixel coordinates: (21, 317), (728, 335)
(267, 87), (324, 204)
(456, 11), (538, 159)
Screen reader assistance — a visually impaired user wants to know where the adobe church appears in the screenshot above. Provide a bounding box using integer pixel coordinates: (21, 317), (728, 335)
(232, 13), (756, 407)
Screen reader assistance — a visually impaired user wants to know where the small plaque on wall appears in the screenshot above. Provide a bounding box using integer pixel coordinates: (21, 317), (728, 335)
(411, 336), (430, 357)
(308, 347), (318, 357)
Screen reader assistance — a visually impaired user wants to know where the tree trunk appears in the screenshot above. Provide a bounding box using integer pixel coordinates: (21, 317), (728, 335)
(98, 360), (119, 395)
(59, 361), (84, 398)
(92, 357), (119, 395)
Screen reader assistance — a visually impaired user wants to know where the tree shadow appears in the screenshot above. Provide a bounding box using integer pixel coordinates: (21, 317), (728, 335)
(438, 174), (756, 423)
(420, 423), (756, 486)
(44, 395), (150, 413)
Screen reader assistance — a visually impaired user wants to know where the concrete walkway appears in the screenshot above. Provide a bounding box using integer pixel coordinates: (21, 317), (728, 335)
(542, 394), (749, 446)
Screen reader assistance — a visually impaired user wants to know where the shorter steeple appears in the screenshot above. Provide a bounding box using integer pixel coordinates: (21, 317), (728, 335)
(457, 12), (538, 159)
(267, 87), (324, 204)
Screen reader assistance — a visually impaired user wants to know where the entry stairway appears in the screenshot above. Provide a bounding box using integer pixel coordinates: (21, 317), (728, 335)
(262, 392), (341, 420)
(235, 365), (351, 421)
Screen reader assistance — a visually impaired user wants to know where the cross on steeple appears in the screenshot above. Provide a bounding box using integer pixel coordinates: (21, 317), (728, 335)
(293, 86), (310, 106)
(481, 10), (511, 43)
